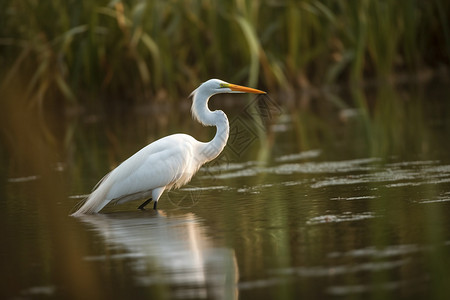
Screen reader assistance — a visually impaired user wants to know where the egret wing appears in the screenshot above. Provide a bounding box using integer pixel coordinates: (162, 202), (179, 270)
(105, 134), (198, 203)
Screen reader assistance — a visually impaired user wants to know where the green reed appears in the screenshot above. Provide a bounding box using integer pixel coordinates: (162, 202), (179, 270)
(0, 0), (448, 107)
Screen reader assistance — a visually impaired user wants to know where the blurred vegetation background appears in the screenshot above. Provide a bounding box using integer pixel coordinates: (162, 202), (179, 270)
(0, 0), (449, 109)
(1, 3), (450, 298)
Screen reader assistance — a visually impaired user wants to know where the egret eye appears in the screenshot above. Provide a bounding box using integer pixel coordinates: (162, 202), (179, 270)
(219, 83), (229, 88)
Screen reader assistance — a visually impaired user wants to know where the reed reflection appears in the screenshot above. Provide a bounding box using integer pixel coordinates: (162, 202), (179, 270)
(76, 211), (238, 299)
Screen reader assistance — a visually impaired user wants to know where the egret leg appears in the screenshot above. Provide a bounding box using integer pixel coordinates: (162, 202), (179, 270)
(138, 198), (152, 210)
(151, 187), (165, 211)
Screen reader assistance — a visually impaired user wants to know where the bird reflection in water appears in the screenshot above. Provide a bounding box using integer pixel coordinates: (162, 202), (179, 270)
(77, 211), (238, 299)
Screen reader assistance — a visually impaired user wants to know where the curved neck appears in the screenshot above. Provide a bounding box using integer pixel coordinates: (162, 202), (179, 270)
(192, 90), (230, 163)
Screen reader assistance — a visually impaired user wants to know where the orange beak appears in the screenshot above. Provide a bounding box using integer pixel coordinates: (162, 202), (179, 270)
(228, 83), (266, 94)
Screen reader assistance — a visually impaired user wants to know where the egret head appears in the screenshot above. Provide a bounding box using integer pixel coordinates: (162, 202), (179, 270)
(190, 79), (266, 126)
(190, 79), (266, 98)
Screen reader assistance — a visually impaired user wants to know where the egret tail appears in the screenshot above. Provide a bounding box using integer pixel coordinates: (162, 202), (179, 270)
(71, 178), (113, 216)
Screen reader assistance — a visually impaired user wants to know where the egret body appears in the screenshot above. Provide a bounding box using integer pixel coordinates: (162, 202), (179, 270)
(71, 79), (265, 215)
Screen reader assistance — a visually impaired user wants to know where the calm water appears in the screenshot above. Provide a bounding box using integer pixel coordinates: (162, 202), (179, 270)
(1, 82), (450, 299)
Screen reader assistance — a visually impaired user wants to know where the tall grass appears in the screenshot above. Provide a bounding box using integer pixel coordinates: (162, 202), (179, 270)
(0, 0), (448, 107)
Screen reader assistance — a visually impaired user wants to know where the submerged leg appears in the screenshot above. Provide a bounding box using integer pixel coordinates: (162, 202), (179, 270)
(138, 198), (152, 210)
(153, 201), (158, 210)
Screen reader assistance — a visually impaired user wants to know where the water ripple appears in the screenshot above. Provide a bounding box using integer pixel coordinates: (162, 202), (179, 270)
(271, 259), (407, 277)
(306, 212), (376, 225)
(275, 149), (322, 162)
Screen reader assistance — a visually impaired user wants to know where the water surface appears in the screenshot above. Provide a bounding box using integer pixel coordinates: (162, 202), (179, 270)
(1, 83), (450, 299)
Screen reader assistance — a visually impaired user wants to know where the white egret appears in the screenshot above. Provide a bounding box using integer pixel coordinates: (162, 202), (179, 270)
(71, 79), (266, 215)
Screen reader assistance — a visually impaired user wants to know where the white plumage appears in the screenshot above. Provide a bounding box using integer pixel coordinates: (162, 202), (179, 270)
(71, 79), (265, 215)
